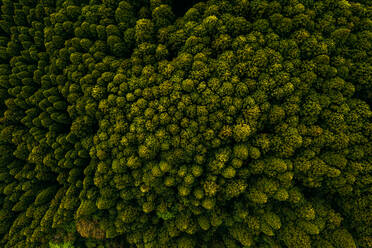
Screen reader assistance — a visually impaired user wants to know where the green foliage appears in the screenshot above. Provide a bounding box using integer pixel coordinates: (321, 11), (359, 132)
(49, 241), (75, 248)
(0, 0), (371, 247)
(157, 210), (175, 221)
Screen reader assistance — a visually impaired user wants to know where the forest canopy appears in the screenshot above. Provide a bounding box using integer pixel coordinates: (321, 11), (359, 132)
(0, 0), (371, 247)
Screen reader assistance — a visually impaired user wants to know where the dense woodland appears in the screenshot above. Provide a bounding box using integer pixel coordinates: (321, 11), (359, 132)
(0, 0), (371, 247)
